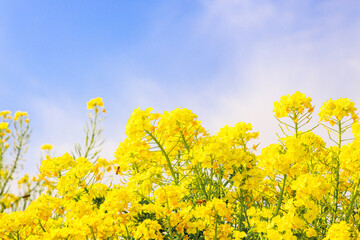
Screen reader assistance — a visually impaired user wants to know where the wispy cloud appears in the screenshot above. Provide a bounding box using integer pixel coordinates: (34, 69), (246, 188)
(189, 0), (360, 147)
(200, 0), (275, 33)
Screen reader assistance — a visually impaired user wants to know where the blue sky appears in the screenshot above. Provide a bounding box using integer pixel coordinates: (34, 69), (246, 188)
(1, 0), (360, 174)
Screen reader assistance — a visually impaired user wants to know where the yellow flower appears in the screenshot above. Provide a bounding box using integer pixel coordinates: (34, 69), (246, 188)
(0, 122), (9, 130)
(0, 110), (11, 119)
(0, 194), (19, 209)
(319, 98), (358, 122)
(267, 229), (282, 240)
(41, 144), (53, 150)
(306, 228), (317, 238)
(325, 221), (358, 240)
(13, 111), (28, 121)
(273, 91), (313, 119)
(233, 231), (246, 239)
(133, 219), (162, 240)
(352, 121), (360, 139)
(87, 97), (104, 110)
(17, 174), (29, 187)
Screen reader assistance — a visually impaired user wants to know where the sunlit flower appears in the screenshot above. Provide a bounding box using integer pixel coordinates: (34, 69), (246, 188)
(0, 110), (11, 119)
(41, 144), (53, 150)
(0, 122), (9, 130)
(273, 91), (313, 119)
(87, 97), (104, 110)
(14, 111), (28, 121)
(319, 98), (358, 123)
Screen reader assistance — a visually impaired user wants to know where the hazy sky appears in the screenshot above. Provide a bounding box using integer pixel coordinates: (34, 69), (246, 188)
(2, 0), (360, 175)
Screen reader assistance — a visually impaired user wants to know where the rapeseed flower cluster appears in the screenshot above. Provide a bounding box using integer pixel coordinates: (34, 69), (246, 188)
(1, 93), (360, 239)
(87, 97), (104, 110)
(273, 91), (314, 120)
(319, 98), (358, 123)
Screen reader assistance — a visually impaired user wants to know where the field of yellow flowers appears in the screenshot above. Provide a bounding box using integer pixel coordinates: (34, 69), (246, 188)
(1, 92), (360, 239)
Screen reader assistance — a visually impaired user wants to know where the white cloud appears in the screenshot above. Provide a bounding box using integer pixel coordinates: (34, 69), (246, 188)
(191, 0), (360, 149)
(20, 98), (82, 172)
(120, 77), (168, 109)
(200, 0), (275, 33)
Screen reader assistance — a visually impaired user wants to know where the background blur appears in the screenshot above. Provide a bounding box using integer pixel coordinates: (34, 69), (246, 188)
(1, 0), (360, 176)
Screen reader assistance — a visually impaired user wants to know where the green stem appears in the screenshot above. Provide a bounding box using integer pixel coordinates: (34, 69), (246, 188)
(146, 130), (179, 185)
(237, 209), (242, 231)
(166, 200), (173, 237)
(181, 133), (190, 152)
(332, 121), (342, 223)
(273, 174), (287, 218)
(295, 110), (300, 138)
(0, 130), (25, 195)
(240, 190), (251, 228)
(91, 226), (97, 240)
(194, 166), (209, 200)
(218, 174), (222, 198)
(345, 180), (360, 222)
(214, 215), (218, 240)
(0, 136), (3, 169)
(38, 219), (46, 232)
(84, 110), (98, 159)
(125, 224), (131, 240)
(338, 120), (342, 150)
